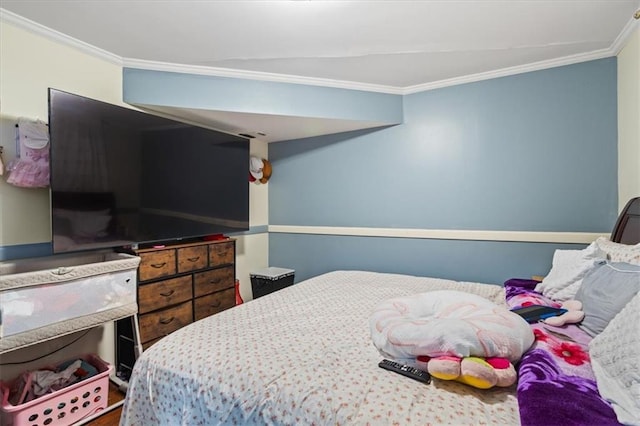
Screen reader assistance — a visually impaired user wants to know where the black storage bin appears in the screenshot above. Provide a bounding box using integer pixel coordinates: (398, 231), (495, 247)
(250, 267), (295, 299)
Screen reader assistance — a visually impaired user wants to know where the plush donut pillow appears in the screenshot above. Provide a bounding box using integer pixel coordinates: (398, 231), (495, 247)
(370, 290), (534, 364)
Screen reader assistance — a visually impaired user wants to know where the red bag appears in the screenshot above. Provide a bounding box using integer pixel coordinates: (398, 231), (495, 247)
(235, 279), (243, 305)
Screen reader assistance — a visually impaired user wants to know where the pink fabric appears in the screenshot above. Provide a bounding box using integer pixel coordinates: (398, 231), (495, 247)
(6, 119), (49, 188)
(6, 160), (49, 188)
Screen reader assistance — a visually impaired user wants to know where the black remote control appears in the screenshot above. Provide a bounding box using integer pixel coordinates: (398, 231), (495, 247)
(378, 359), (431, 384)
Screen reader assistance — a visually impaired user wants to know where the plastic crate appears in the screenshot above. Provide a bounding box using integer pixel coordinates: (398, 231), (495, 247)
(0, 354), (112, 426)
(250, 267), (295, 299)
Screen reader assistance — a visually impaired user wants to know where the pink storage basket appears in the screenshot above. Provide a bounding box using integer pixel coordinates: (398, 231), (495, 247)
(0, 354), (112, 426)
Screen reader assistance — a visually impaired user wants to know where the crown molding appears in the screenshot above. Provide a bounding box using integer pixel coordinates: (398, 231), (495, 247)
(610, 13), (640, 55)
(121, 58), (404, 94)
(2, 6), (635, 96)
(402, 48), (614, 95)
(0, 8), (122, 65)
(403, 7), (640, 94)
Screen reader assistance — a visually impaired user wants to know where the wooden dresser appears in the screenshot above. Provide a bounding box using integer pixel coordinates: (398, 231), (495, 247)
(133, 238), (236, 349)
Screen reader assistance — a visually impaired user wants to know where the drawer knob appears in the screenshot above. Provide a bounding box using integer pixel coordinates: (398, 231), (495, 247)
(187, 256), (200, 263)
(209, 278), (222, 284)
(159, 289), (175, 297)
(151, 262), (167, 269)
(159, 316), (175, 325)
(210, 301), (222, 308)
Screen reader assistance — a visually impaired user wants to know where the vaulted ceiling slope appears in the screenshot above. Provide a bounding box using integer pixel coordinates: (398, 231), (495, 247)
(2, 1), (639, 92)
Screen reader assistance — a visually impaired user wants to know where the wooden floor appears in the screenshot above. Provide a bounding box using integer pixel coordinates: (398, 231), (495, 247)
(82, 382), (124, 426)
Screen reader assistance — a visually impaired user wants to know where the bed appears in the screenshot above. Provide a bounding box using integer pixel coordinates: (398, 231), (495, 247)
(120, 197), (640, 426)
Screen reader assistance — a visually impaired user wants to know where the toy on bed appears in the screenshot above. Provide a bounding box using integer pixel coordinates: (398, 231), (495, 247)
(504, 218), (640, 426)
(541, 299), (584, 326)
(505, 278), (626, 426)
(369, 290), (534, 389)
(418, 354), (517, 389)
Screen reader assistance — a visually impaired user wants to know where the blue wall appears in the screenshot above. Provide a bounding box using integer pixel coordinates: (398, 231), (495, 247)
(269, 58), (618, 284)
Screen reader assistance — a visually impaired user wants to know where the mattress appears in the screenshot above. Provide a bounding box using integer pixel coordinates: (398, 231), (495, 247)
(121, 270), (520, 425)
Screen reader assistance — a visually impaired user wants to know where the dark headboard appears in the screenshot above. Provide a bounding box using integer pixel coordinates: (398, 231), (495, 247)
(611, 197), (640, 244)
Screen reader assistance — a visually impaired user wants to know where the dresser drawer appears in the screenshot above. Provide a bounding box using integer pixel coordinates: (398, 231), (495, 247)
(177, 245), (208, 273)
(209, 241), (234, 266)
(194, 288), (235, 321)
(139, 250), (176, 281)
(138, 275), (193, 314)
(141, 336), (163, 351)
(193, 266), (234, 297)
(138, 301), (192, 343)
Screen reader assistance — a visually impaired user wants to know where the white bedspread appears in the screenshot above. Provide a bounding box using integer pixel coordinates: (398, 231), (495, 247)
(121, 270), (520, 425)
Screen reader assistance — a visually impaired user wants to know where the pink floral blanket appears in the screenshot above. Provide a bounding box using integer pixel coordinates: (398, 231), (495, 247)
(505, 279), (621, 426)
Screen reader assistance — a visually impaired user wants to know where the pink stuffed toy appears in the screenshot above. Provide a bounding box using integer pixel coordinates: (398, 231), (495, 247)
(416, 355), (517, 389)
(542, 300), (585, 326)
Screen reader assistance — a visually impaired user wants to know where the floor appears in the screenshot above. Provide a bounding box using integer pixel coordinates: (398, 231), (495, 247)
(82, 382), (124, 426)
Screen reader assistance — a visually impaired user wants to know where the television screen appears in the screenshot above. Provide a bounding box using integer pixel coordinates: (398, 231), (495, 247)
(49, 88), (249, 253)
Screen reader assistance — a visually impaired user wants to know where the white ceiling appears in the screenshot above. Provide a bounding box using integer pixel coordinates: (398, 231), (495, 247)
(2, 1), (639, 141)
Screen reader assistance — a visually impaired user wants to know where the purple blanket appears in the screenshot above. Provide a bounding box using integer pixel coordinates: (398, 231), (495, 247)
(504, 279), (621, 426)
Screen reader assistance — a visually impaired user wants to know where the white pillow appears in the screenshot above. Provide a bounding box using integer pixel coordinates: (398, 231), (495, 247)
(590, 293), (640, 425)
(534, 242), (604, 301)
(595, 236), (640, 265)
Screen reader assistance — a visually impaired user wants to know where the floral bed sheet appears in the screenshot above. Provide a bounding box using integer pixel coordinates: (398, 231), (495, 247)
(121, 271), (520, 426)
(504, 279), (620, 426)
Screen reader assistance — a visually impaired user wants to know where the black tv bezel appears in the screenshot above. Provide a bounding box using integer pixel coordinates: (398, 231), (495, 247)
(48, 88), (250, 254)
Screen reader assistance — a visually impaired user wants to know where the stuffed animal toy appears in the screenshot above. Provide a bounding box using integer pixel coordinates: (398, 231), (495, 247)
(542, 299), (585, 326)
(249, 156), (272, 184)
(413, 301), (583, 390)
(417, 355), (517, 389)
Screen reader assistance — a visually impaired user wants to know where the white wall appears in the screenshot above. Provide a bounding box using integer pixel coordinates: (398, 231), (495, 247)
(617, 25), (640, 211)
(236, 140), (269, 302)
(0, 21), (269, 379)
(0, 23), (124, 247)
(0, 21), (125, 379)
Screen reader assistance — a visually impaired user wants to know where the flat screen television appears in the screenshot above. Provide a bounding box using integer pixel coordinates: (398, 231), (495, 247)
(49, 88), (249, 254)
